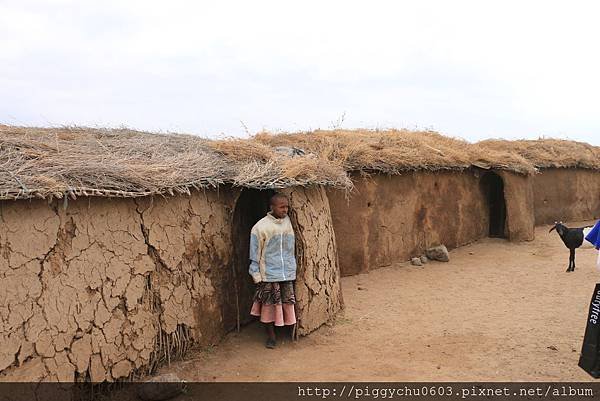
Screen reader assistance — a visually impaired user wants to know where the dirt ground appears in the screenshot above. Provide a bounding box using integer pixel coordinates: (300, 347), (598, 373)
(160, 221), (600, 382)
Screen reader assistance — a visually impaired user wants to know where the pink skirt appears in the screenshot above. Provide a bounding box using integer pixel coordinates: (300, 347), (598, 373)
(250, 281), (296, 326)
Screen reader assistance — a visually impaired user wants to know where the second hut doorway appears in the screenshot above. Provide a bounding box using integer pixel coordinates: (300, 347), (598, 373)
(230, 188), (275, 331)
(481, 172), (507, 238)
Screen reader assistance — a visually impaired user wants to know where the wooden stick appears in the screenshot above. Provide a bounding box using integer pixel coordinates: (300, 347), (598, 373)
(232, 253), (241, 333)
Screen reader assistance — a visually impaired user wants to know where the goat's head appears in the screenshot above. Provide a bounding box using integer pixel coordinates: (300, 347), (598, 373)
(549, 221), (566, 235)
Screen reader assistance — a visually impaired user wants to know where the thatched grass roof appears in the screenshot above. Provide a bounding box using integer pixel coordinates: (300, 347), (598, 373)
(476, 138), (600, 170)
(254, 129), (536, 175)
(2, 125), (598, 201)
(0, 125), (351, 200)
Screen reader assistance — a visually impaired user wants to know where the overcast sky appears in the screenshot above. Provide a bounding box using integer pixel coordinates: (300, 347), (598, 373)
(1, 1), (599, 144)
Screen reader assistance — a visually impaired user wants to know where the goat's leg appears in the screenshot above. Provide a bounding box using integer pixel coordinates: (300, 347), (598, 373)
(567, 249), (575, 272)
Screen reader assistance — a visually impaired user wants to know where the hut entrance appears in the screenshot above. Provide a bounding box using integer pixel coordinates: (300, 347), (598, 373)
(229, 188), (275, 331)
(481, 172), (507, 238)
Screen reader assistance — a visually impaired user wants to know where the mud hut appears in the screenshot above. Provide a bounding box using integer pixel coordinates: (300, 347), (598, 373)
(0, 125), (349, 382)
(477, 139), (600, 226)
(4, 124), (595, 382)
(256, 129), (537, 275)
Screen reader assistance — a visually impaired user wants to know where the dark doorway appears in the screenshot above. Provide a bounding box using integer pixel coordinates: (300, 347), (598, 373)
(481, 172), (507, 238)
(228, 188), (274, 331)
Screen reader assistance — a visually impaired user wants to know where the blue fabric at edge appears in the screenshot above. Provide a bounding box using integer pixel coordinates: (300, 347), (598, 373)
(586, 220), (600, 249)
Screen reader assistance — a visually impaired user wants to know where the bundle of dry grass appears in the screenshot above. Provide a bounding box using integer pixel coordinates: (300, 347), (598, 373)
(0, 125), (351, 200)
(469, 146), (534, 175)
(4, 125), (597, 201)
(254, 129), (536, 174)
(476, 138), (600, 170)
(210, 137), (352, 189)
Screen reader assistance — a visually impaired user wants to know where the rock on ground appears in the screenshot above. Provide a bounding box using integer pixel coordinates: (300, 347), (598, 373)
(411, 257), (423, 266)
(425, 245), (450, 262)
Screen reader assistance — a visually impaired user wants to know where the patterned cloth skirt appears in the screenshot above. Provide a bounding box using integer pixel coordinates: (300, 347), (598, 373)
(250, 281), (296, 326)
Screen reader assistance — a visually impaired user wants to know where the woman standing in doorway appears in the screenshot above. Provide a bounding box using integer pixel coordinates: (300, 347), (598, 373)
(248, 193), (297, 348)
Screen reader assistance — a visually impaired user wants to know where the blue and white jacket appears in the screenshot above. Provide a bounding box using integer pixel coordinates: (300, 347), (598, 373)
(586, 220), (600, 249)
(249, 213), (297, 283)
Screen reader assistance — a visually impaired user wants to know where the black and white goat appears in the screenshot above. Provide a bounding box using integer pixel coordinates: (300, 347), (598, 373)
(549, 221), (593, 272)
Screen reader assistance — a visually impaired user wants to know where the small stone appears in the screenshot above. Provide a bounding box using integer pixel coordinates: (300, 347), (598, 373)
(425, 245), (450, 262)
(411, 257), (423, 266)
(469, 252), (474, 255)
(274, 146), (305, 157)
(420, 255), (428, 264)
(137, 373), (186, 401)
(357, 286), (367, 291)
(547, 345), (558, 351)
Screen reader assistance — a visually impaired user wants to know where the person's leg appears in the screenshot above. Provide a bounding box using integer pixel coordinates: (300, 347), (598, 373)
(265, 322), (276, 348)
(290, 323), (297, 341)
(266, 322), (275, 340)
(281, 281), (297, 340)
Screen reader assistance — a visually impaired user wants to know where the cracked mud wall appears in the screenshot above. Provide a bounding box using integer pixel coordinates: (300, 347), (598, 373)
(134, 189), (238, 346)
(533, 168), (600, 225)
(282, 186), (343, 336)
(0, 189), (238, 382)
(327, 170), (534, 276)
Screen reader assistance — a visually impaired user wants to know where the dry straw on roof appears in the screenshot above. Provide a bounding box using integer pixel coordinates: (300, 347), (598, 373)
(210, 137), (352, 190)
(254, 129), (536, 175)
(0, 125), (351, 200)
(476, 138), (600, 170)
(3, 125), (597, 201)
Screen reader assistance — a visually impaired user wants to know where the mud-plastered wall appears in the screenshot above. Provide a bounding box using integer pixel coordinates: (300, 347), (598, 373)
(327, 171), (492, 276)
(0, 189), (237, 382)
(497, 171), (535, 241)
(284, 186), (343, 335)
(533, 168), (600, 225)
(135, 190), (238, 346)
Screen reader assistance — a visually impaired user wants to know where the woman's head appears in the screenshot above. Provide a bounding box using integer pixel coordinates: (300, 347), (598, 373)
(269, 193), (289, 219)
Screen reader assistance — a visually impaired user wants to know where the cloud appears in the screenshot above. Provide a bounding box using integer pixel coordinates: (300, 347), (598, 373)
(1, 0), (599, 144)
